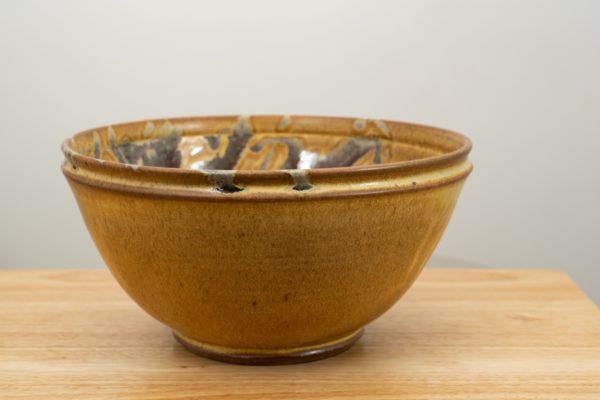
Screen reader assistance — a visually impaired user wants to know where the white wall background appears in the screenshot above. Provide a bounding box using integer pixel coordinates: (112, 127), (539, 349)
(1, 0), (599, 303)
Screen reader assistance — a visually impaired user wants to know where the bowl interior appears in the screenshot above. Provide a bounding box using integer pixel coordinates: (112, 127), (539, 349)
(67, 116), (465, 171)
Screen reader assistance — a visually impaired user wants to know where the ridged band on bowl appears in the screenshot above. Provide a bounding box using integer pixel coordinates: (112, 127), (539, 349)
(61, 115), (472, 200)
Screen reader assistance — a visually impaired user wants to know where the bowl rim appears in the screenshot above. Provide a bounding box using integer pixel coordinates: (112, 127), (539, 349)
(62, 114), (472, 179)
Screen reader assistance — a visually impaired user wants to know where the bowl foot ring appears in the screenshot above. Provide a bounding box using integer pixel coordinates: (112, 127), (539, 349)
(173, 328), (364, 365)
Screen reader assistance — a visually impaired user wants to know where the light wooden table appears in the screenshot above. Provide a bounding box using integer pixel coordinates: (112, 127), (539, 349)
(0, 269), (599, 399)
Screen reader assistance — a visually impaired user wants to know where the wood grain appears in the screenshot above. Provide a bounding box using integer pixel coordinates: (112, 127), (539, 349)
(0, 268), (598, 399)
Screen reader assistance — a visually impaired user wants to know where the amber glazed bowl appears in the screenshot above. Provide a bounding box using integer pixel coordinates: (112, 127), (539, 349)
(62, 115), (472, 365)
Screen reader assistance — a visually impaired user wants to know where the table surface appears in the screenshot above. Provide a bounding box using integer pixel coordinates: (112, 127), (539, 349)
(0, 268), (599, 399)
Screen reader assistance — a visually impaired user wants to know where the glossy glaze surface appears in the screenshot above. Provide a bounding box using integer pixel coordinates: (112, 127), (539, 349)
(74, 117), (439, 172)
(62, 115), (472, 364)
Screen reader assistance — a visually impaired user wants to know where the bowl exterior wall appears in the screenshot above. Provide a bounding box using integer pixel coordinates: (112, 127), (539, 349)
(66, 176), (466, 350)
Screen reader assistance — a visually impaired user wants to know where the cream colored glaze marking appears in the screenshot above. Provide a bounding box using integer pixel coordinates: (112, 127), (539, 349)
(107, 126), (117, 144)
(153, 121), (182, 139)
(142, 121), (155, 139)
(374, 120), (391, 138)
(92, 131), (102, 159)
(144, 148), (158, 159)
(353, 118), (367, 132)
(126, 163), (141, 171)
(107, 126), (127, 162)
(278, 115), (291, 131)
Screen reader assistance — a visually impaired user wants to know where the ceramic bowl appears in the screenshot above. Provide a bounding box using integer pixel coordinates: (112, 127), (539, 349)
(62, 115), (472, 364)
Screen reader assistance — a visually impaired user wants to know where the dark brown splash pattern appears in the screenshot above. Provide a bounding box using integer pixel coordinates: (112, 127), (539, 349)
(179, 128), (388, 172)
(83, 119), (401, 193)
(89, 119), (393, 172)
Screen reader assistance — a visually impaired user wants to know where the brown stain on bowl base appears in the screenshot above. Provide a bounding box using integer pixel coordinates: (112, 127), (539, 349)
(61, 115), (472, 364)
